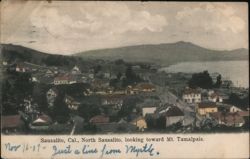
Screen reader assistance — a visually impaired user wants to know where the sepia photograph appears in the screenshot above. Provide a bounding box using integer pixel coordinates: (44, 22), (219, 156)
(1, 1), (249, 158)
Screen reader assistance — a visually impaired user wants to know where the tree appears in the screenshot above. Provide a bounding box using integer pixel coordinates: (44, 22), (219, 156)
(188, 71), (213, 89)
(78, 104), (100, 120)
(93, 65), (101, 74)
(156, 116), (166, 130)
(214, 74), (222, 88)
(122, 66), (142, 87)
(52, 93), (70, 123)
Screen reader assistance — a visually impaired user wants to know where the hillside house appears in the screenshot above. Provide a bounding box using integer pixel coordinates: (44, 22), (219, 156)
(182, 88), (201, 104)
(15, 64), (27, 72)
(197, 102), (218, 116)
(156, 105), (184, 127)
(208, 92), (223, 103)
(221, 80), (234, 88)
(45, 69), (54, 77)
(46, 88), (58, 107)
(217, 103), (242, 113)
(126, 85), (139, 95)
(54, 75), (70, 85)
(134, 83), (156, 93)
(230, 106), (243, 112)
(71, 66), (81, 74)
(101, 95), (125, 109)
(29, 114), (52, 130)
(142, 106), (157, 117)
(64, 95), (81, 110)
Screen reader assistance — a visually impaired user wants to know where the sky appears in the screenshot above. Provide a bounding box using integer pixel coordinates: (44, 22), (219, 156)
(1, 1), (248, 55)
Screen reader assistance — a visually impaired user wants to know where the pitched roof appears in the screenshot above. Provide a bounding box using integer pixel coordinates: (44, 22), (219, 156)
(238, 111), (249, 117)
(33, 114), (52, 124)
(165, 106), (184, 117)
(156, 105), (184, 117)
(198, 102), (217, 108)
(135, 83), (156, 90)
(89, 115), (109, 124)
(2, 115), (24, 129)
(183, 88), (200, 95)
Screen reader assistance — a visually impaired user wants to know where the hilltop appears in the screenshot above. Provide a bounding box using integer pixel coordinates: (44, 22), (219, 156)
(75, 41), (248, 66)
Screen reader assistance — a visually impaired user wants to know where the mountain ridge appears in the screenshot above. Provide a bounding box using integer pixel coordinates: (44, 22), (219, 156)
(74, 41), (248, 65)
(1, 42), (248, 66)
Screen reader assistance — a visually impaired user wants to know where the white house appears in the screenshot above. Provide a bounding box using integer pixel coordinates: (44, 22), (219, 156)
(156, 105), (184, 127)
(182, 88), (201, 104)
(208, 92), (223, 103)
(230, 105), (242, 113)
(54, 75), (74, 85)
(2, 61), (8, 66)
(71, 66), (81, 74)
(65, 95), (81, 110)
(46, 88), (58, 108)
(142, 106), (157, 117)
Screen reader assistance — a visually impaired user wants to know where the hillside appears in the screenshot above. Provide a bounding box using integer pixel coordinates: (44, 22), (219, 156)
(75, 41), (248, 66)
(0, 44), (79, 67)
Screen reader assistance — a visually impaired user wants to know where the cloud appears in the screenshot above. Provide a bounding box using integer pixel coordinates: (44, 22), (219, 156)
(29, 3), (168, 40)
(176, 3), (246, 34)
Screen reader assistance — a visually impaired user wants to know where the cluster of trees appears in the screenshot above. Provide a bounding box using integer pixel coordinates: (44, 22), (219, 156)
(49, 92), (70, 123)
(2, 50), (32, 63)
(55, 83), (90, 98)
(42, 55), (76, 66)
(226, 93), (249, 110)
(109, 65), (143, 89)
(2, 72), (34, 115)
(122, 65), (142, 87)
(188, 71), (222, 89)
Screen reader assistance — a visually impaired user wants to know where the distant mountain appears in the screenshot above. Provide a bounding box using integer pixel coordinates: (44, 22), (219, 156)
(1, 42), (248, 67)
(75, 41), (248, 66)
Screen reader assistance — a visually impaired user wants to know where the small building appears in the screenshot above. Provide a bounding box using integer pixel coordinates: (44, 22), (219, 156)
(29, 114), (52, 130)
(2, 115), (25, 133)
(217, 104), (242, 113)
(164, 106), (184, 127)
(221, 80), (234, 88)
(47, 88), (58, 98)
(126, 85), (139, 95)
(2, 61), (8, 66)
(54, 75), (70, 85)
(71, 66), (81, 74)
(31, 76), (39, 82)
(230, 105), (243, 113)
(197, 102), (218, 116)
(45, 69), (54, 77)
(15, 64), (27, 72)
(89, 115), (110, 125)
(103, 72), (111, 79)
(134, 83), (156, 93)
(182, 88), (201, 104)
(101, 95), (124, 109)
(208, 92), (223, 103)
(46, 88), (58, 108)
(142, 106), (157, 117)
(210, 112), (245, 127)
(130, 116), (147, 131)
(65, 95), (81, 110)
(32, 114), (52, 126)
